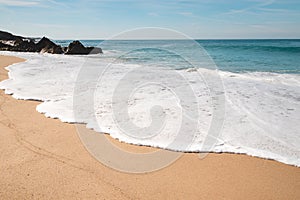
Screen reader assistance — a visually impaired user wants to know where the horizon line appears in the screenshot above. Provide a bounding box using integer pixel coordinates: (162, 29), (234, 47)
(49, 38), (300, 40)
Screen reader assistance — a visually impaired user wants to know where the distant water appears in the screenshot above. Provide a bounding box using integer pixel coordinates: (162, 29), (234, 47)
(1, 39), (300, 167)
(55, 39), (300, 73)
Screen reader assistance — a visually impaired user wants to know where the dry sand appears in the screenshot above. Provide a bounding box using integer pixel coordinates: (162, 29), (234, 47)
(0, 54), (299, 199)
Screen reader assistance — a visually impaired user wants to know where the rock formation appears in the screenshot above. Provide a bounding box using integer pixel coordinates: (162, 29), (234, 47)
(36, 37), (63, 54)
(0, 30), (102, 55)
(0, 30), (25, 41)
(64, 40), (102, 55)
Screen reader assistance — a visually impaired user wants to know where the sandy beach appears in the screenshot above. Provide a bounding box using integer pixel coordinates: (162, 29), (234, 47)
(0, 54), (299, 199)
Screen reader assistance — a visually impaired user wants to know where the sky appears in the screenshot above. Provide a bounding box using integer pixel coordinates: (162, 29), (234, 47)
(0, 0), (300, 39)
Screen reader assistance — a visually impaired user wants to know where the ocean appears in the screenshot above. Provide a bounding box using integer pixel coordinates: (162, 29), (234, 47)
(56, 39), (300, 73)
(0, 39), (299, 166)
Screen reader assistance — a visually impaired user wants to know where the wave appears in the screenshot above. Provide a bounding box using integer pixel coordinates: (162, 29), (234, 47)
(0, 51), (299, 167)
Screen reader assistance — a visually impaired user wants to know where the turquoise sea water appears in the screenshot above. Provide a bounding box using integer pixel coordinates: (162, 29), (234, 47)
(55, 39), (300, 74)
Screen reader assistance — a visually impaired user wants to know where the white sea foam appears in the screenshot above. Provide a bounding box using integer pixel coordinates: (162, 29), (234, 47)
(0, 51), (299, 166)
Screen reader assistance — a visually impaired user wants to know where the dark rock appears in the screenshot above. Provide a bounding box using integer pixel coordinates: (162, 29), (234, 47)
(0, 39), (37, 52)
(14, 40), (38, 52)
(62, 46), (68, 53)
(65, 40), (102, 55)
(0, 36), (63, 54)
(0, 41), (10, 50)
(0, 30), (24, 41)
(65, 40), (86, 55)
(86, 47), (103, 54)
(14, 38), (24, 46)
(36, 37), (63, 54)
(0, 30), (102, 55)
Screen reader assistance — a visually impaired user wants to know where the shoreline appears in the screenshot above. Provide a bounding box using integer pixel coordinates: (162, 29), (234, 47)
(0, 54), (299, 199)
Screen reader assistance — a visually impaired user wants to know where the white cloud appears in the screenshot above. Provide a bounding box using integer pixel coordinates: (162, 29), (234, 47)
(178, 12), (193, 16)
(148, 12), (159, 17)
(224, 0), (275, 15)
(0, 0), (40, 6)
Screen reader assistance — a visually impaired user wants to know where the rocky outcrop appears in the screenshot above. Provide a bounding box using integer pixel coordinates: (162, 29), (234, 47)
(0, 41), (9, 49)
(0, 31), (102, 55)
(64, 40), (102, 55)
(0, 30), (24, 41)
(13, 40), (37, 52)
(36, 37), (63, 54)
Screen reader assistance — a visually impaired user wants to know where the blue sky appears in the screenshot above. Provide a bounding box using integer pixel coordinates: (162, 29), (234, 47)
(0, 0), (299, 39)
